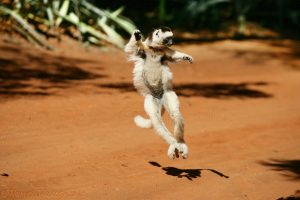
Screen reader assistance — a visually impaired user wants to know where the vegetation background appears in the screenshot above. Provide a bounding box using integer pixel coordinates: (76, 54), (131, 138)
(1, 0), (300, 49)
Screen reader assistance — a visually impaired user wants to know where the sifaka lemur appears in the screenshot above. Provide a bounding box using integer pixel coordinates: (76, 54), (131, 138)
(124, 27), (193, 159)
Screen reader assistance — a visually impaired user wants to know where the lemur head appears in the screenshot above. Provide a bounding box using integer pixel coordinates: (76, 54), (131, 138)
(146, 27), (174, 48)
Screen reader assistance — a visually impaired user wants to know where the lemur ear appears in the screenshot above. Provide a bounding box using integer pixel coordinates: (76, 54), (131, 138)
(148, 29), (156, 41)
(152, 28), (161, 32)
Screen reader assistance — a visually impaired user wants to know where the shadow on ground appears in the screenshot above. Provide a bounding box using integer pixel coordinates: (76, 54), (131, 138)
(259, 159), (300, 180)
(174, 34), (283, 44)
(277, 190), (300, 200)
(175, 34), (300, 69)
(0, 45), (106, 98)
(149, 161), (229, 181)
(99, 81), (272, 99)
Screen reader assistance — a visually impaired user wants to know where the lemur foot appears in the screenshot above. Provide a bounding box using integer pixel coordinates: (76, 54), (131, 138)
(168, 143), (178, 159)
(133, 30), (142, 41)
(183, 56), (193, 64)
(177, 143), (188, 159)
(167, 143), (189, 159)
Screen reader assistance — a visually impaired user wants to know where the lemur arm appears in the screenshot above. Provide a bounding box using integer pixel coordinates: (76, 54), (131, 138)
(165, 48), (193, 63)
(124, 30), (145, 54)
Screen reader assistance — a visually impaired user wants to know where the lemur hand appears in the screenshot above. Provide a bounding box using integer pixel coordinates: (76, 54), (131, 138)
(133, 30), (142, 41)
(183, 55), (193, 64)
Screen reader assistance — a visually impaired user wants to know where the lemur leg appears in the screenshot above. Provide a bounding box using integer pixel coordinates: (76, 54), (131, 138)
(163, 91), (188, 159)
(134, 104), (165, 129)
(144, 95), (179, 159)
(163, 91), (184, 142)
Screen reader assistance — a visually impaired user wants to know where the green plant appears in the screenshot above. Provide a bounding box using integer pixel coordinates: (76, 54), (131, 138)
(175, 0), (230, 29)
(0, 0), (137, 49)
(233, 0), (262, 35)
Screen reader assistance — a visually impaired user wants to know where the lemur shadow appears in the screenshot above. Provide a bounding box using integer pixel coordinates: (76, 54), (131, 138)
(149, 161), (229, 181)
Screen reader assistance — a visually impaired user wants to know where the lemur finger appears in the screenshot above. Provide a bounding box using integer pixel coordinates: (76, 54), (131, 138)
(183, 56), (193, 63)
(133, 30), (142, 41)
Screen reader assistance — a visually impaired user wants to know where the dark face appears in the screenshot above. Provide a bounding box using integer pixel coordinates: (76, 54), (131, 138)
(148, 27), (174, 48)
(163, 36), (173, 47)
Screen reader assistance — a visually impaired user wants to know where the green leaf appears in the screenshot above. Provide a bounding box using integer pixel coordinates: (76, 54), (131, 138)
(0, 1), (136, 49)
(62, 13), (108, 42)
(106, 13), (136, 34)
(46, 7), (54, 26)
(81, 0), (136, 34)
(55, 0), (70, 27)
(62, 11), (125, 47)
(111, 6), (124, 18)
(98, 17), (124, 47)
(0, 6), (52, 49)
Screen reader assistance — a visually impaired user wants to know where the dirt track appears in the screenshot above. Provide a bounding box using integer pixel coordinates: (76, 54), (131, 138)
(0, 35), (300, 200)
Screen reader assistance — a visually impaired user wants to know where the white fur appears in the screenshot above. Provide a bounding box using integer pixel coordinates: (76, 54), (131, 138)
(167, 142), (188, 159)
(124, 28), (193, 159)
(134, 115), (152, 128)
(149, 29), (174, 48)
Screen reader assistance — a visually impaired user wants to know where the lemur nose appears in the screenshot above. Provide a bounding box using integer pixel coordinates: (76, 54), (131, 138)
(164, 37), (173, 46)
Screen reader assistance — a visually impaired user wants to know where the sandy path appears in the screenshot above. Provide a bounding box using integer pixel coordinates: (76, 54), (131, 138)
(0, 36), (299, 200)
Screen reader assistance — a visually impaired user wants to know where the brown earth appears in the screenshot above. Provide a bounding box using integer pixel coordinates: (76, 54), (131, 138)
(0, 34), (300, 200)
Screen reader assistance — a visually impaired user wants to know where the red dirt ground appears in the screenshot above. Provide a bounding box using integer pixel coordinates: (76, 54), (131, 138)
(0, 34), (300, 200)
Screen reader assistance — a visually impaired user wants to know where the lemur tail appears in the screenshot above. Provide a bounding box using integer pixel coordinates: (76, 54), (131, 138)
(134, 115), (152, 128)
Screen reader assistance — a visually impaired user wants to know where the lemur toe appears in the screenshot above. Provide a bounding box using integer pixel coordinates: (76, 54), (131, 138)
(177, 143), (188, 159)
(167, 143), (177, 159)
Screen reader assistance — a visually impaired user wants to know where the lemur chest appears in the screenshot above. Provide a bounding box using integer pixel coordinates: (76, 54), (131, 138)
(142, 65), (164, 98)
(142, 49), (168, 88)
(143, 63), (162, 86)
(145, 50), (164, 63)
